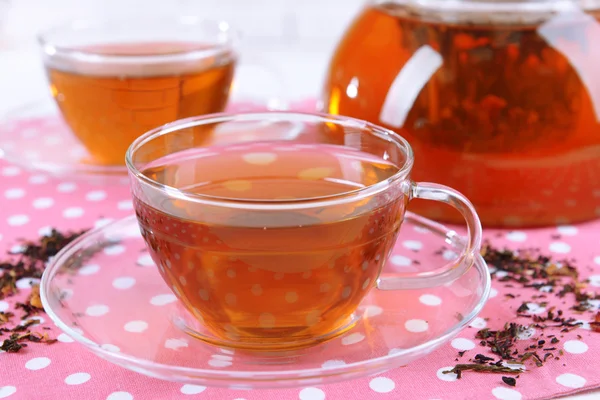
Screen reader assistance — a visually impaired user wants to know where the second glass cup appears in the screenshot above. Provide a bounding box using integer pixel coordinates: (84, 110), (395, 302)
(39, 16), (240, 166)
(126, 112), (482, 351)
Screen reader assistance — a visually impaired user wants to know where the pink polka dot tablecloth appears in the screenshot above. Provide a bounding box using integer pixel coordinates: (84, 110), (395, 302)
(2, 106), (600, 400)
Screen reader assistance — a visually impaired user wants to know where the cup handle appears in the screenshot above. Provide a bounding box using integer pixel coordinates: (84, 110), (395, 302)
(377, 181), (483, 291)
(229, 52), (289, 111)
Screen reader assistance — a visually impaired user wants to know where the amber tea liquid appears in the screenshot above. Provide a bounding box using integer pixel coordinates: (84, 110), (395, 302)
(133, 143), (406, 349)
(323, 2), (600, 226)
(47, 42), (235, 165)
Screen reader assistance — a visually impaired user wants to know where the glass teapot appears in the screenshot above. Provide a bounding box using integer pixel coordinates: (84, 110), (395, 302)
(321, 0), (600, 227)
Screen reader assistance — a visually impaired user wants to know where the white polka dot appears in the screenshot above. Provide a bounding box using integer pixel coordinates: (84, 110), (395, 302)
(33, 197), (55, 209)
(63, 207), (84, 218)
(403, 240), (423, 251)
(180, 384), (206, 395)
(587, 299), (600, 310)
(451, 338), (476, 351)
(10, 244), (25, 254)
(72, 327), (84, 336)
(104, 245), (125, 256)
(405, 319), (428, 333)
(413, 226), (430, 234)
(57, 182), (77, 192)
(101, 344), (120, 353)
(436, 366), (458, 382)
(574, 320), (591, 330)
(390, 255), (412, 267)
(208, 359), (232, 368)
(57, 333), (74, 343)
(285, 292), (298, 303)
(4, 188), (25, 199)
(524, 302), (546, 314)
(259, 313), (276, 329)
(556, 373), (586, 388)
(506, 231), (527, 242)
(85, 190), (107, 201)
(419, 294), (442, 306)
(106, 392), (133, 400)
(79, 264), (100, 275)
(85, 304), (109, 317)
(298, 167), (333, 180)
(242, 152), (277, 165)
(199, 289), (210, 301)
(319, 283), (331, 293)
(94, 218), (114, 229)
(225, 293), (237, 305)
(369, 377), (395, 393)
(557, 225), (578, 236)
(29, 175), (48, 184)
(150, 294), (177, 306)
(65, 372), (91, 385)
(117, 200), (133, 210)
(516, 327), (536, 340)
(492, 387), (522, 400)
(387, 348), (404, 356)
(588, 275), (600, 287)
(469, 317), (487, 329)
(251, 285), (262, 296)
(549, 242), (571, 254)
(564, 340), (588, 354)
(0, 387), (17, 398)
(0, 301), (8, 312)
(441, 250), (457, 260)
(25, 357), (51, 370)
(124, 320), (148, 333)
(321, 360), (346, 369)
(60, 288), (73, 300)
(341, 332), (365, 345)
(362, 278), (371, 290)
(165, 338), (188, 350)
(16, 278), (40, 289)
(2, 166), (21, 176)
(364, 305), (383, 318)
(299, 387), (325, 400)
(489, 287), (498, 298)
(38, 226), (53, 236)
(223, 180), (252, 192)
(112, 277), (136, 289)
(342, 286), (352, 299)
(595, 256), (600, 265)
(7, 214), (29, 226)
(137, 254), (154, 267)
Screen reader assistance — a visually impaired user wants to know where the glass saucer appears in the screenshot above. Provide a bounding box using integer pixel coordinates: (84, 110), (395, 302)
(0, 97), (130, 182)
(0, 93), (284, 182)
(40, 212), (490, 389)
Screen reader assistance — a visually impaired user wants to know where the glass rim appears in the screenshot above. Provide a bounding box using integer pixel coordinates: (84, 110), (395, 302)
(37, 16), (238, 61)
(125, 111), (415, 209)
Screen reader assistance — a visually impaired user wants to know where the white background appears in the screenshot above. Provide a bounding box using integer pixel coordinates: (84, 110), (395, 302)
(0, 0), (365, 111)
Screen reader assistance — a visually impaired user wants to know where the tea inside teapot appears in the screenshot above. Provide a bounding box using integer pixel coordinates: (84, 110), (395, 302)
(322, 0), (600, 227)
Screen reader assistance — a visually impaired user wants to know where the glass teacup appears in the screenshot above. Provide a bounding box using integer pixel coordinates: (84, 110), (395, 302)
(39, 16), (238, 166)
(125, 112), (482, 350)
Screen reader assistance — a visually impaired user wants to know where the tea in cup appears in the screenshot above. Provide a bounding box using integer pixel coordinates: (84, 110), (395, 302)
(126, 112), (482, 350)
(39, 16), (237, 165)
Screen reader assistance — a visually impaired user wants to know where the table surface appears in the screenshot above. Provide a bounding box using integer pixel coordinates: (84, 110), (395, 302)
(1, 7), (600, 398)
